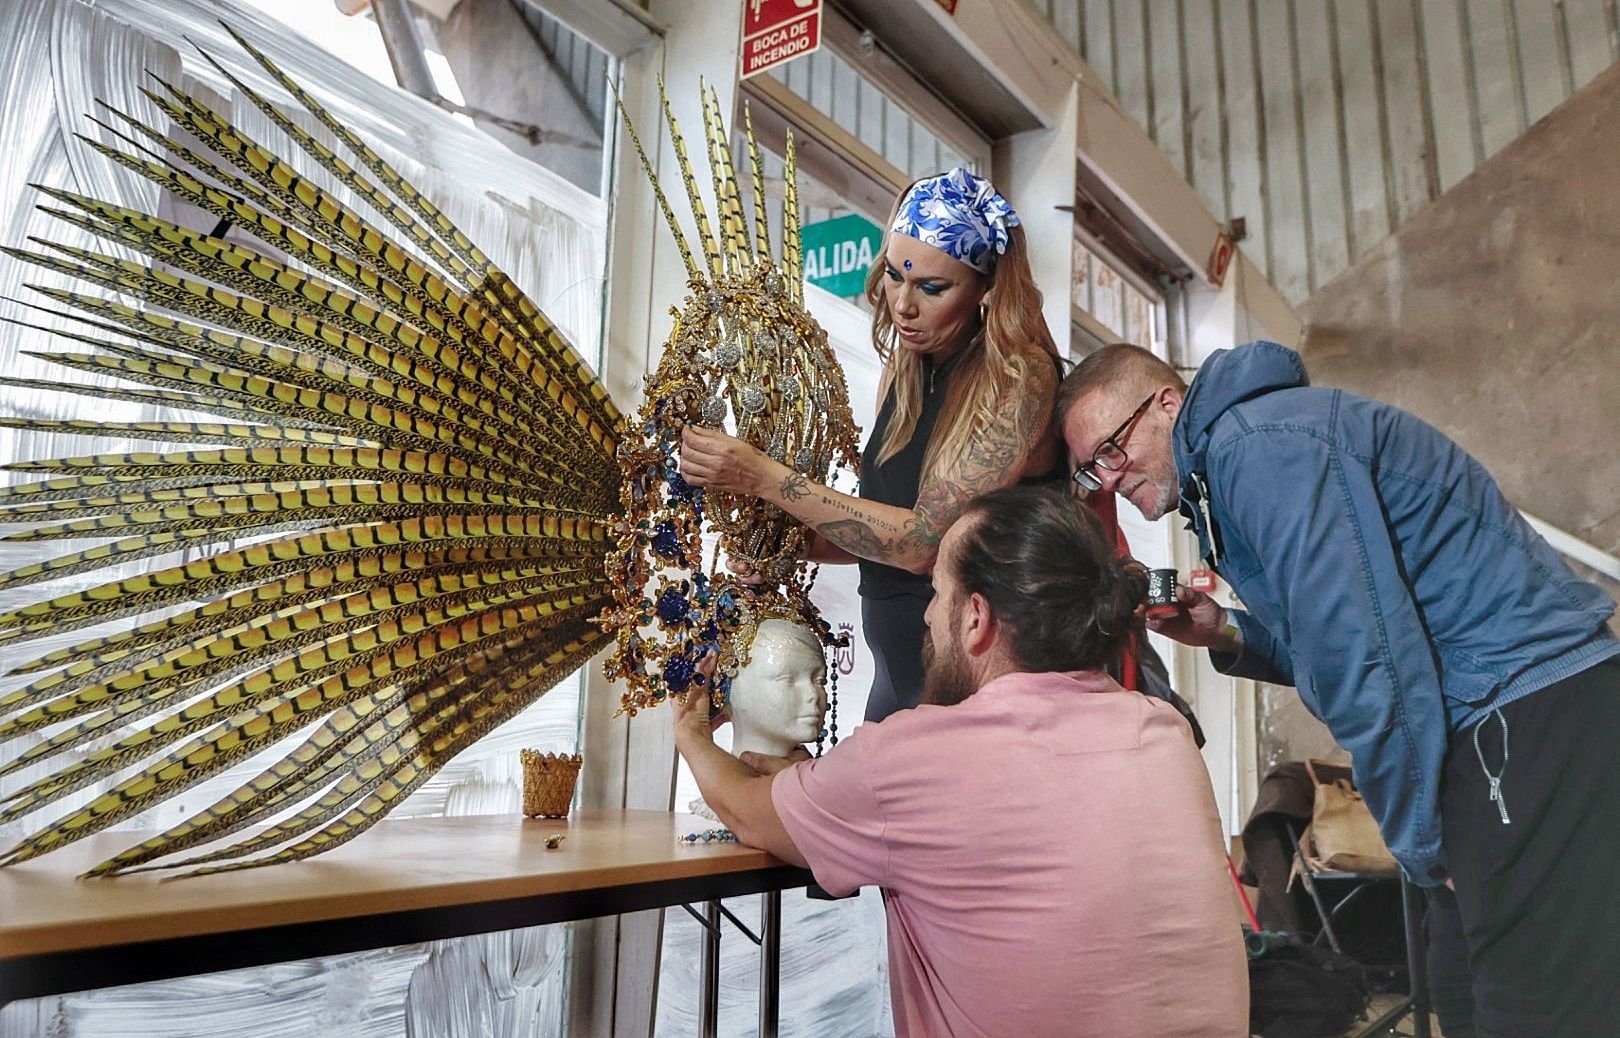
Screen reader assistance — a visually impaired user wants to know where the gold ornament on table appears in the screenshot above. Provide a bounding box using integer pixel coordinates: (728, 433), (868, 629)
(0, 28), (855, 878)
(597, 81), (859, 720)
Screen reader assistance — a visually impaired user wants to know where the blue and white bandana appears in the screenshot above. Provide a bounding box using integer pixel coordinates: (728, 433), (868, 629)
(889, 167), (1021, 274)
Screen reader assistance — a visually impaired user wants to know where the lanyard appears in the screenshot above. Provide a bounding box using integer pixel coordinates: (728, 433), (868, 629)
(1190, 471), (1224, 571)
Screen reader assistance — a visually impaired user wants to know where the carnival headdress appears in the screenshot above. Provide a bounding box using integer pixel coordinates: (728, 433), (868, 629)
(0, 34), (854, 877)
(599, 82), (859, 719)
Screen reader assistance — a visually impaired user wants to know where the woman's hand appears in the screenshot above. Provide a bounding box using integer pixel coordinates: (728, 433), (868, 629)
(681, 426), (775, 498)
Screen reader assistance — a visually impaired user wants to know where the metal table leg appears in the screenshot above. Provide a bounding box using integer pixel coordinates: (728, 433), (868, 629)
(684, 890), (786, 1036)
(759, 890), (781, 1038)
(699, 900), (720, 1038)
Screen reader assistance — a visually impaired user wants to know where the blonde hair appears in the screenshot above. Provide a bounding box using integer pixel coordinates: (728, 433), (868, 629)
(863, 190), (1059, 480)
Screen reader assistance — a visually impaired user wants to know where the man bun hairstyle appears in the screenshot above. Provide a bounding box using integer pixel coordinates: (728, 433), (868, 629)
(950, 484), (1146, 673)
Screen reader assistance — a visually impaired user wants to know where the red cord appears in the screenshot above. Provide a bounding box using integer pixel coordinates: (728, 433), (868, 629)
(1228, 853), (1262, 932)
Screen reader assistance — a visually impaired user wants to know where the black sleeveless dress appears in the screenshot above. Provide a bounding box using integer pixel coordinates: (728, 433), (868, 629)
(856, 352), (964, 721)
(856, 351), (1066, 721)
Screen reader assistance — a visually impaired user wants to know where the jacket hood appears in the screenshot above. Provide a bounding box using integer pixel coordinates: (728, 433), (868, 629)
(1176, 341), (1308, 471)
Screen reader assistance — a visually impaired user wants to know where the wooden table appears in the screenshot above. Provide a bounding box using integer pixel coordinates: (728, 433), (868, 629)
(0, 810), (812, 1036)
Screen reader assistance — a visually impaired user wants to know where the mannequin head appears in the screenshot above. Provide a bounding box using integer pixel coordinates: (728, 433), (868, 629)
(726, 617), (829, 758)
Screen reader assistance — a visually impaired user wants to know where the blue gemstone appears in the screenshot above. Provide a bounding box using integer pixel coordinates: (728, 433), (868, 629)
(651, 520), (682, 559)
(655, 588), (690, 624)
(664, 654), (694, 692)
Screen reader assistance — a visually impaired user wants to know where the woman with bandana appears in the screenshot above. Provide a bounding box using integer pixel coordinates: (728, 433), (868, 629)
(682, 168), (1063, 720)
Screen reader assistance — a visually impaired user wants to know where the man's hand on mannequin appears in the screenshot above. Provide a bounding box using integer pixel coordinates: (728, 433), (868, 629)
(670, 653), (809, 868)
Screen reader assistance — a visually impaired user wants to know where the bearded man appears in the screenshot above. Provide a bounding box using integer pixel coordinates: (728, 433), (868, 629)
(672, 484), (1247, 1038)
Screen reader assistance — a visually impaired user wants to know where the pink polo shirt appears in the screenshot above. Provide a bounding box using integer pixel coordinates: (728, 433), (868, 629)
(772, 670), (1248, 1038)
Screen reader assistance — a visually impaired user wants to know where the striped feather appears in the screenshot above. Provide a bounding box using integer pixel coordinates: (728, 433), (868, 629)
(0, 32), (618, 867)
(0, 29), (832, 878)
(95, 620), (590, 876)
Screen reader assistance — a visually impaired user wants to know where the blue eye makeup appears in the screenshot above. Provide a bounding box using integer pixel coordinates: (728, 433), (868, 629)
(882, 264), (948, 295)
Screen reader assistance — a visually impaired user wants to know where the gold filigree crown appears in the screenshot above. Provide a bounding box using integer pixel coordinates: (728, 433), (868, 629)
(597, 82), (860, 716)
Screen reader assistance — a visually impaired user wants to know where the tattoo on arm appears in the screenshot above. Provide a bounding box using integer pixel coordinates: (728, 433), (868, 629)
(784, 363), (1053, 570)
(814, 518), (897, 560)
(906, 363), (1058, 551)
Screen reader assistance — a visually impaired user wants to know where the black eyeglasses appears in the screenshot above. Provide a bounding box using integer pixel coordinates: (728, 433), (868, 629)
(1072, 393), (1156, 492)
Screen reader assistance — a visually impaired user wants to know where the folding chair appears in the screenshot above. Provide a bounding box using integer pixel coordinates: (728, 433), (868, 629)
(1287, 826), (1432, 1038)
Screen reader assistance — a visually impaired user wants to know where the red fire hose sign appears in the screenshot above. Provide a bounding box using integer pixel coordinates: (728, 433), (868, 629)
(742, 0), (822, 79)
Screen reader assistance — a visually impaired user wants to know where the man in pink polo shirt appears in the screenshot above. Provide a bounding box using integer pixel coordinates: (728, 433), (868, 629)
(672, 485), (1247, 1037)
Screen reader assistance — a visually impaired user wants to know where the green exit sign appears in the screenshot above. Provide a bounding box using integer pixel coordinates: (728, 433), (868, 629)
(801, 214), (881, 297)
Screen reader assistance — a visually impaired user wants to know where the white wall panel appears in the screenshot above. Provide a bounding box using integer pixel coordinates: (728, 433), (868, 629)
(1377, 0), (1439, 226)
(1183, 0), (1228, 221)
(1469, 3), (1530, 159)
(1114, 0), (1154, 135)
(1256, 0), (1312, 302)
(1217, 0), (1271, 279)
(1512, 0), (1570, 123)
(1565, 0), (1620, 86)
(1336, 0), (1396, 255)
(1084, 0), (1118, 92)
(1416, 0), (1479, 193)
(1147, 0), (1188, 178)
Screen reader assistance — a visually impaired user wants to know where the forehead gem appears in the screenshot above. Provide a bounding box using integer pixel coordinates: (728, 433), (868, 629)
(902, 259), (913, 271)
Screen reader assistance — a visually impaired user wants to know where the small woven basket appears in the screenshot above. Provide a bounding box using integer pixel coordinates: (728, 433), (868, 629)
(521, 750), (583, 818)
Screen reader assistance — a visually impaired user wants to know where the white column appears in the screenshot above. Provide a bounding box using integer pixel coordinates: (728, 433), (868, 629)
(992, 80), (1079, 358)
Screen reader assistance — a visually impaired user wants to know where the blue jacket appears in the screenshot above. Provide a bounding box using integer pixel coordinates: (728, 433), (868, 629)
(1174, 342), (1618, 884)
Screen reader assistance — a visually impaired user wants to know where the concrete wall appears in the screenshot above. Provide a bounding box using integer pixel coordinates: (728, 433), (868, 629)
(1256, 59), (1620, 773)
(1301, 58), (1620, 566)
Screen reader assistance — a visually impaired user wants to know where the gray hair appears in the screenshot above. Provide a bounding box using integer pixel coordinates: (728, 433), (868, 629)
(1055, 343), (1185, 422)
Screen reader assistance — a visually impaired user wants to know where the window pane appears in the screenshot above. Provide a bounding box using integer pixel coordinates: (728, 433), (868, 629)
(767, 47), (972, 178)
(1073, 236), (1166, 355)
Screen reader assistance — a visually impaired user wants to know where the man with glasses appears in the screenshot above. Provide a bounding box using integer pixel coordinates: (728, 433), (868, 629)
(1056, 341), (1620, 1038)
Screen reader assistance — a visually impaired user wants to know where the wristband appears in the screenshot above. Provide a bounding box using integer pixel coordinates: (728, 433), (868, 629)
(1214, 606), (1242, 653)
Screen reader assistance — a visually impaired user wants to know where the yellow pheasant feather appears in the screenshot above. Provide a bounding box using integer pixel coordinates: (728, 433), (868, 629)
(0, 32), (855, 878)
(0, 34), (623, 877)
